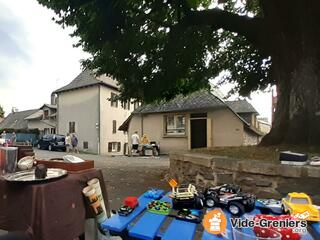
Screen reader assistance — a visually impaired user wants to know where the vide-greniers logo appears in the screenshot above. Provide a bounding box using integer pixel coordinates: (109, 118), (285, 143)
(230, 216), (308, 234)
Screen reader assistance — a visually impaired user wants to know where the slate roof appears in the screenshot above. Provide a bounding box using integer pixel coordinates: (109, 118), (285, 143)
(226, 100), (258, 114)
(0, 109), (38, 130)
(133, 90), (226, 114)
(40, 104), (57, 109)
(53, 69), (118, 94)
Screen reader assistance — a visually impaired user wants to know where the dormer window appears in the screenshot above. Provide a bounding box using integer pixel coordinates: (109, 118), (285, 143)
(43, 110), (49, 119)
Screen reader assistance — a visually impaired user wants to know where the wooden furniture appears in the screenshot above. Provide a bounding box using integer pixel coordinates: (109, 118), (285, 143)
(0, 169), (108, 240)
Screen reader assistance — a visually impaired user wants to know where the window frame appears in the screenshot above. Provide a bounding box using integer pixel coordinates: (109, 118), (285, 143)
(69, 121), (76, 133)
(110, 93), (118, 108)
(112, 120), (117, 134)
(164, 114), (187, 137)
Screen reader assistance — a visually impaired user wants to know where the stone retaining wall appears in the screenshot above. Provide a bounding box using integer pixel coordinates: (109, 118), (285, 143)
(170, 152), (320, 204)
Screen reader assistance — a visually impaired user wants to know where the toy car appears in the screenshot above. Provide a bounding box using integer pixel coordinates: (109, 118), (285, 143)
(171, 183), (204, 210)
(118, 205), (134, 216)
(117, 196), (139, 216)
(174, 208), (202, 223)
(281, 192), (320, 222)
(203, 184), (256, 216)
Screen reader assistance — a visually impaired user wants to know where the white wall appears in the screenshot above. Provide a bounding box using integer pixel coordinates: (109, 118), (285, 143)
(208, 109), (244, 147)
(57, 86), (100, 153)
(99, 86), (133, 155)
(128, 113), (189, 154)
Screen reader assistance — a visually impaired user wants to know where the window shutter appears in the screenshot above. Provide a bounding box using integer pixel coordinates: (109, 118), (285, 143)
(117, 142), (121, 152)
(108, 142), (112, 152)
(112, 120), (117, 134)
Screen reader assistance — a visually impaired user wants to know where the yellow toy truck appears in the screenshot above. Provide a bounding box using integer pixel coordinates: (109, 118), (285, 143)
(281, 192), (320, 222)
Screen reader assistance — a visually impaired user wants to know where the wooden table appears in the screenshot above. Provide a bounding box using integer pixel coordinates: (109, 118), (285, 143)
(0, 169), (108, 240)
(101, 190), (320, 240)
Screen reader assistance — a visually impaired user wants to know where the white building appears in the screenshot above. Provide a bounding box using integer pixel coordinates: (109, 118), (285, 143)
(53, 70), (133, 154)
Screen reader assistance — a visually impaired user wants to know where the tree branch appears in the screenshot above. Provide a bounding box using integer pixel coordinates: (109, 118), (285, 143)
(187, 8), (263, 46)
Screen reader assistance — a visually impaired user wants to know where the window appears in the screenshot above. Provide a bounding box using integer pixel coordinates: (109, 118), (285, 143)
(108, 142), (121, 152)
(50, 128), (56, 134)
(44, 128), (50, 135)
(122, 101), (130, 110)
(291, 198), (309, 204)
(83, 141), (88, 149)
(43, 110), (49, 119)
(165, 115), (186, 135)
(69, 122), (75, 133)
(133, 101), (140, 110)
(112, 120), (117, 134)
(110, 93), (118, 107)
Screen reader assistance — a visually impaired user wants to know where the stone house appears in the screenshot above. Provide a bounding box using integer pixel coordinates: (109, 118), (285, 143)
(25, 104), (57, 136)
(119, 90), (263, 154)
(0, 109), (38, 131)
(52, 70), (133, 154)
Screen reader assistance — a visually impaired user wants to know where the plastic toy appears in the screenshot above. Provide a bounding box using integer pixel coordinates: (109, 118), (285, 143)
(281, 192), (320, 222)
(117, 196), (139, 216)
(143, 189), (163, 199)
(256, 199), (283, 215)
(173, 208), (202, 223)
(118, 205), (134, 216)
(147, 200), (171, 215)
(171, 183), (204, 210)
(253, 214), (301, 240)
(203, 184), (256, 216)
(124, 197), (138, 209)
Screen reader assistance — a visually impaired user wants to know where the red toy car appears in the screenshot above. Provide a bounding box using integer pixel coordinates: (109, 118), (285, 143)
(253, 214), (302, 240)
(124, 197), (139, 209)
(118, 197), (139, 216)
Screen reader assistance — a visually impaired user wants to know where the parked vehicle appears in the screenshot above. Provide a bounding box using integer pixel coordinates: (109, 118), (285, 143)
(37, 134), (66, 151)
(203, 184), (256, 216)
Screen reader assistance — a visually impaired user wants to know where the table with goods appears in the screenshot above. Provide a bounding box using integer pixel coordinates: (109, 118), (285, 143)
(0, 147), (108, 240)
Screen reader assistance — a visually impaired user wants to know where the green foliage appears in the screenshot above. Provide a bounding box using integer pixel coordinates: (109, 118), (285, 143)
(0, 105), (4, 118)
(38, 0), (270, 102)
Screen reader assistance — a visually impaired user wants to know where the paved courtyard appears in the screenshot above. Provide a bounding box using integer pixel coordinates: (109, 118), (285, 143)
(34, 149), (170, 210)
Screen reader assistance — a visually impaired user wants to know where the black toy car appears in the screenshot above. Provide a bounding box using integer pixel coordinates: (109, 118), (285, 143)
(174, 208), (202, 223)
(171, 183), (204, 210)
(118, 205), (134, 216)
(203, 184), (256, 216)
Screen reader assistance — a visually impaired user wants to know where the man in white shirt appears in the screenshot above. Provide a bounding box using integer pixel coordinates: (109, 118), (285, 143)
(131, 131), (140, 153)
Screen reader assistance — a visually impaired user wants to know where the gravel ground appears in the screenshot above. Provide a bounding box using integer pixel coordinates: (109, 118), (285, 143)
(34, 149), (170, 210)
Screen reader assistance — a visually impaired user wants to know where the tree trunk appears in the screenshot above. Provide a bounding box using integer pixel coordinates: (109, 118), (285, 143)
(260, 0), (320, 146)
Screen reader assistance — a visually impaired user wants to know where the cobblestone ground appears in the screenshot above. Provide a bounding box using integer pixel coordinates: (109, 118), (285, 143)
(34, 149), (170, 210)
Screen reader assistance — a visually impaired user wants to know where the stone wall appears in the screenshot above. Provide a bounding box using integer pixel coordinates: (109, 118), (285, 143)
(170, 153), (320, 204)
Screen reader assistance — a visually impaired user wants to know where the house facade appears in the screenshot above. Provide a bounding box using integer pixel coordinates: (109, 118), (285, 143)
(120, 90), (263, 154)
(53, 70), (133, 154)
(25, 104), (57, 136)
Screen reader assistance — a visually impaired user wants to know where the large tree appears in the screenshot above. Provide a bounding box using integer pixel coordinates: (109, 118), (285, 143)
(38, 0), (320, 145)
(0, 105), (4, 118)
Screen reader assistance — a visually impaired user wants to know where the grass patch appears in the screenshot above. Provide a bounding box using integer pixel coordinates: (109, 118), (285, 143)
(192, 145), (320, 163)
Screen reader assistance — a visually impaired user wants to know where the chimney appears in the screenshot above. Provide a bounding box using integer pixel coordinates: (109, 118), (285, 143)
(11, 107), (18, 113)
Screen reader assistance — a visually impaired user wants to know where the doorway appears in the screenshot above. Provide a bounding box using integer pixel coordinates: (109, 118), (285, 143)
(191, 118), (207, 149)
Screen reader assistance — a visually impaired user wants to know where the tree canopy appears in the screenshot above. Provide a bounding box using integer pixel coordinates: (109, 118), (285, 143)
(0, 105), (4, 118)
(38, 0), (271, 102)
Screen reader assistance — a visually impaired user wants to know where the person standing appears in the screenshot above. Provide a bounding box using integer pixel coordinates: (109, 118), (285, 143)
(65, 133), (71, 153)
(131, 131), (140, 154)
(71, 133), (79, 154)
(11, 132), (17, 144)
(1, 131), (6, 139)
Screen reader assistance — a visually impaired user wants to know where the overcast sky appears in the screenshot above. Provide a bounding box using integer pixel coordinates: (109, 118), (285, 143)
(0, 0), (272, 122)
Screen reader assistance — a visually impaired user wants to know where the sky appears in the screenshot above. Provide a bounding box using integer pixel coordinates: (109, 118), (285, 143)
(0, 0), (272, 122)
